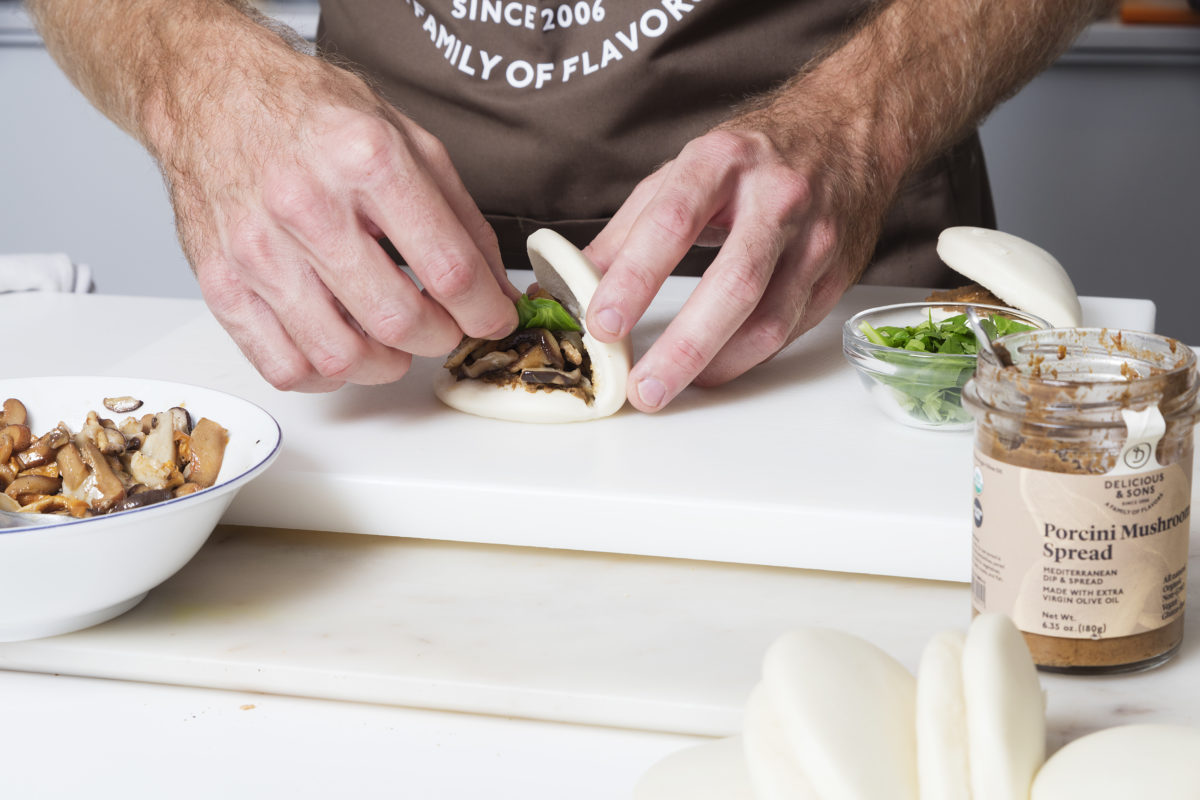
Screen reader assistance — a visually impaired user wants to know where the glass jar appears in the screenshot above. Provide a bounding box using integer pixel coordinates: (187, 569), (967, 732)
(963, 328), (1200, 674)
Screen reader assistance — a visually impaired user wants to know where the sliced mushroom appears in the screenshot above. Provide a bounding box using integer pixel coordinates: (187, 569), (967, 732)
(20, 493), (89, 518)
(107, 453), (136, 491)
(57, 443), (89, 497)
(46, 425), (72, 448)
(169, 407), (192, 436)
(184, 417), (229, 489)
(174, 430), (192, 467)
(98, 428), (127, 455)
(103, 396), (143, 414)
(81, 411), (127, 455)
(520, 328), (565, 370)
(0, 493), (18, 512)
(520, 367), (582, 387)
(559, 331), (584, 366)
(118, 416), (146, 451)
(448, 339), (507, 378)
(508, 349), (545, 373)
(80, 411), (104, 443)
(444, 336), (488, 370)
(0, 425), (25, 465)
(5, 474), (63, 505)
(16, 463), (58, 479)
(74, 435), (127, 513)
(462, 350), (519, 378)
(15, 424), (71, 470)
(1, 398), (27, 427)
(107, 487), (175, 514)
(0, 424), (32, 456)
(128, 412), (183, 491)
(12, 445), (42, 469)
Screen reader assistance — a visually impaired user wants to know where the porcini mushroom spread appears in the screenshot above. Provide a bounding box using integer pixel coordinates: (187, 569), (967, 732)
(442, 288), (595, 403)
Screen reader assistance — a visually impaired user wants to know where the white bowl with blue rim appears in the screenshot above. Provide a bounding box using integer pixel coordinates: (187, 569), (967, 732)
(0, 376), (281, 641)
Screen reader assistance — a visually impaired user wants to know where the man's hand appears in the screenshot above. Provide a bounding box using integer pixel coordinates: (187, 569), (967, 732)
(585, 0), (1115, 413)
(30, 0), (518, 392)
(584, 107), (882, 413)
(165, 57), (518, 392)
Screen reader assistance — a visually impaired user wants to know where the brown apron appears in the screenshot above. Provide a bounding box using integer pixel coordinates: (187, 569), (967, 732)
(317, 0), (993, 286)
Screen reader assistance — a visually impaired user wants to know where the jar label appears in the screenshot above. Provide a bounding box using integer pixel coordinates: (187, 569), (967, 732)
(970, 450), (1190, 640)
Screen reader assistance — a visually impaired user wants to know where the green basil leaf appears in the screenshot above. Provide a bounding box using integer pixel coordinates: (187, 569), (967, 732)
(516, 295), (581, 332)
(991, 315), (1035, 337)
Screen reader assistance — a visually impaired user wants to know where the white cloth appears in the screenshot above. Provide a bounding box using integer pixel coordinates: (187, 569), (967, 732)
(0, 254), (94, 294)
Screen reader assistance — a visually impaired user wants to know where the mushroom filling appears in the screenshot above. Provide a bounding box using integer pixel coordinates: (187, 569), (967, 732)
(443, 290), (595, 403)
(0, 396), (229, 519)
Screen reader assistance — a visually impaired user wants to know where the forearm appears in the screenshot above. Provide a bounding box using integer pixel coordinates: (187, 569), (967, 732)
(749, 0), (1115, 202)
(586, 1), (1116, 409)
(25, 0), (316, 159)
(28, 0), (516, 393)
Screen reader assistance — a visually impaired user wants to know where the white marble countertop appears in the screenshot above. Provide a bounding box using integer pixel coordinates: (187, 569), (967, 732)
(0, 670), (697, 799)
(0, 287), (1195, 797)
(1, 524), (1198, 798)
(1, 526), (1197, 750)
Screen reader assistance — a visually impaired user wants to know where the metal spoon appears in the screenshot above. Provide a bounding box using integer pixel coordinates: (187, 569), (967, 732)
(967, 306), (1014, 367)
(0, 509), (74, 529)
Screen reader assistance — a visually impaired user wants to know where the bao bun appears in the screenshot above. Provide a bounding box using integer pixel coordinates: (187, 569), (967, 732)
(433, 229), (632, 423)
(1031, 724), (1200, 799)
(936, 227), (1083, 329)
(636, 615), (1045, 800)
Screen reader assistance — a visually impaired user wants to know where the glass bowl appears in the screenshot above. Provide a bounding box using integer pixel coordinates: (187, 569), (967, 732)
(842, 302), (1051, 431)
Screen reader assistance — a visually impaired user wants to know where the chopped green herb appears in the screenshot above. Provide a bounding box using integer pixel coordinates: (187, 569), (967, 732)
(858, 311), (1035, 425)
(516, 294), (581, 332)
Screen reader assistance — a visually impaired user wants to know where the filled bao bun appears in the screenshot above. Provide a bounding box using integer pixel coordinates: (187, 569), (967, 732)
(433, 229), (632, 423)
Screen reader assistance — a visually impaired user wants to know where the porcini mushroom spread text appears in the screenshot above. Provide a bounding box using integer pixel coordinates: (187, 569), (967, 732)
(442, 288), (595, 403)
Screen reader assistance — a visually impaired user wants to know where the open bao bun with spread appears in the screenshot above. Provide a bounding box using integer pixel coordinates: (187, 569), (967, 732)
(934, 227), (1083, 329)
(434, 229), (632, 423)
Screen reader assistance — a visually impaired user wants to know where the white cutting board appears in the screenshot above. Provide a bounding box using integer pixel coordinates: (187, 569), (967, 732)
(4, 283), (1156, 582)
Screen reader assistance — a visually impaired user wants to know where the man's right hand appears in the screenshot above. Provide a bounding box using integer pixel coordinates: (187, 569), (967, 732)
(28, 0), (518, 392)
(159, 51), (518, 392)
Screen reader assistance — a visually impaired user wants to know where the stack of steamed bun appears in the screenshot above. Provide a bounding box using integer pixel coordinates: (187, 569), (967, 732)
(636, 614), (1200, 800)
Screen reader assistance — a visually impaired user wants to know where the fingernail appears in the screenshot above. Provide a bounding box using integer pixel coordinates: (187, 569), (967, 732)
(637, 376), (666, 409)
(488, 311), (519, 339)
(594, 307), (624, 337)
(489, 323), (516, 340)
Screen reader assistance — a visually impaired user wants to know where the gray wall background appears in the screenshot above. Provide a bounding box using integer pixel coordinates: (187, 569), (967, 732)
(979, 30), (1200, 343)
(2, 16), (1198, 340)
